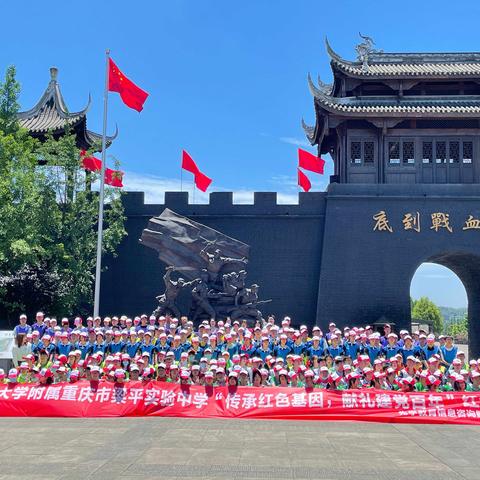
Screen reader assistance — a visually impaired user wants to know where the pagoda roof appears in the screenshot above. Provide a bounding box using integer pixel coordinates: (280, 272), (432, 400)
(326, 38), (480, 79)
(17, 67), (116, 151)
(310, 87), (480, 118)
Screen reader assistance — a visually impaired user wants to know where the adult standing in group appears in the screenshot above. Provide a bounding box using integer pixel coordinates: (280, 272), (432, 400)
(13, 314), (31, 336)
(11, 334), (31, 368)
(31, 312), (47, 338)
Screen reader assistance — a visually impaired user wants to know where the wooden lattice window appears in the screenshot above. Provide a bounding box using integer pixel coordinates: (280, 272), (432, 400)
(350, 141), (362, 164)
(463, 141), (473, 164)
(364, 142), (374, 164)
(388, 141), (400, 164)
(403, 141), (415, 165)
(422, 141), (433, 164)
(449, 141), (460, 164)
(436, 141), (447, 164)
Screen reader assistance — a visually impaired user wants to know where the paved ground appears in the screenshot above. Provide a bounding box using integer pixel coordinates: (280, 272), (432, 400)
(0, 418), (478, 480)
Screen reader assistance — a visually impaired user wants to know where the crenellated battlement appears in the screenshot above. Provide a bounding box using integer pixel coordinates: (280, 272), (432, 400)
(122, 191), (327, 217)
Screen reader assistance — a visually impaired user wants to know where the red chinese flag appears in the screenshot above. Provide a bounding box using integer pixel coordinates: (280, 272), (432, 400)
(80, 150), (102, 172)
(108, 58), (149, 112)
(298, 148), (325, 174)
(297, 168), (311, 192)
(105, 168), (124, 188)
(181, 150), (212, 192)
(192, 171), (212, 193)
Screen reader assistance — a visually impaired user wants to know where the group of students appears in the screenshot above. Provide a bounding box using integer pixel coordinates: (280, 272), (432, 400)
(5, 311), (479, 392)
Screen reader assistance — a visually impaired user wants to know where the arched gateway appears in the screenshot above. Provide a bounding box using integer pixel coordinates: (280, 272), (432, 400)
(101, 36), (480, 357)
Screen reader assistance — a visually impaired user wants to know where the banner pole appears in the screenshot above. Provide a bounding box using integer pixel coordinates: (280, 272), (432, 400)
(93, 49), (110, 318)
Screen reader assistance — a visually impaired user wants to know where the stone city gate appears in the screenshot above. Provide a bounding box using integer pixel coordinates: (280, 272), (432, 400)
(101, 183), (480, 357)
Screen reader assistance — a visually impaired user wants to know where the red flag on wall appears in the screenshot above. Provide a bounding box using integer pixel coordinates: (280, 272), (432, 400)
(104, 168), (124, 188)
(181, 150), (212, 192)
(108, 58), (149, 112)
(297, 168), (311, 192)
(298, 148), (325, 174)
(80, 150), (102, 172)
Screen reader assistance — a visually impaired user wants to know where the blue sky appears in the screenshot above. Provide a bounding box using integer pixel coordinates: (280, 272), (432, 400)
(2, 0), (475, 307)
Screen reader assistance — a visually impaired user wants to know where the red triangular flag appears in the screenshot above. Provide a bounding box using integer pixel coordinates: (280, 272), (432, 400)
(181, 150), (200, 175)
(108, 58), (149, 112)
(298, 168), (311, 192)
(105, 168), (124, 188)
(298, 148), (325, 174)
(80, 150), (102, 172)
(181, 150), (212, 192)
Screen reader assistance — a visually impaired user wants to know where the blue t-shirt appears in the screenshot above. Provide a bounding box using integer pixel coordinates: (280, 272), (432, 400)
(92, 342), (106, 354)
(440, 345), (458, 364)
(108, 341), (125, 354)
(76, 342), (93, 359)
(240, 344), (257, 358)
(365, 345), (382, 363)
(226, 342), (239, 357)
(125, 342), (140, 358)
(31, 322), (47, 337)
(274, 344), (292, 360)
(254, 347), (273, 362)
(306, 345), (325, 358)
(14, 324), (31, 336)
(170, 345), (184, 361)
(422, 345), (440, 360)
(292, 343), (306, 355)
(56, 342), (72, 356)
(140, 343), (157, 356)
(383, 345), (400, 359)
(343, 342), (360, 359)
(327, 345), (344, 358)
(400, 347), (416, 363)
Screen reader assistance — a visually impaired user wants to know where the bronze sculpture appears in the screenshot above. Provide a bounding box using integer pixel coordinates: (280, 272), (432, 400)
(140, 209), (268, 323)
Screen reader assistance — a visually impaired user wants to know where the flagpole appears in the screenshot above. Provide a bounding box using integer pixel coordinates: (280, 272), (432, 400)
(93, 49), (110, 318)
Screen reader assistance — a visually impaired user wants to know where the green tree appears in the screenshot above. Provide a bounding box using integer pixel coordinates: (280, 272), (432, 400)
(0, 65), (20, 135)
(412, 296), (443, 334)
(0, 66), (126, 323)
(446, 314), (468, 341)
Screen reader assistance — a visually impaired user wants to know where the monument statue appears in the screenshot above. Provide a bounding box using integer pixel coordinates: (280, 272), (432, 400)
(140, 208), (269, 323)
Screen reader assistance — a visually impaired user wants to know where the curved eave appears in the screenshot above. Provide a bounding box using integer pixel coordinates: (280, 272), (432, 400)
(313, 97), (480, 118)
(330, 60), (480, 80)
(85, 124), (118, 150)
(302, 100), (329, 148)
(301, 117), (316, 145)
(325, 37), (358, 66)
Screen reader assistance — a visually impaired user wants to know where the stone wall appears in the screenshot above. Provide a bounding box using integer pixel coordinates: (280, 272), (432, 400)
(100, 185), (480, 356)
(101, 191), (327, 326)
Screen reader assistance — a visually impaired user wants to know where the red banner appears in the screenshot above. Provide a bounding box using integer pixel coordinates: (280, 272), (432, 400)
(0, 382), (479, 424)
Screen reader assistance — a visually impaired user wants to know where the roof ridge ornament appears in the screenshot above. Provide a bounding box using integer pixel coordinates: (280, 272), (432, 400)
(355, 33), (383, 72)
(317, 75), (333, 95)
(49, 66), (58, 82)
(301, 117), (316, 144)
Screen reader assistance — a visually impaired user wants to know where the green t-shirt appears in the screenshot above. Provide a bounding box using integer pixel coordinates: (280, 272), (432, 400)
(414, 382), (427, 392)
